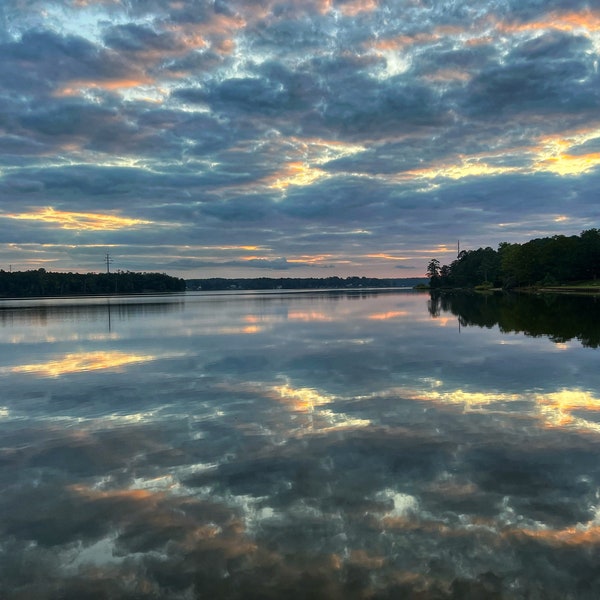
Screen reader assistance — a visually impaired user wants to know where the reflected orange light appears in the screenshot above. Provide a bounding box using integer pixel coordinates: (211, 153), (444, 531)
(70, 484), (160, 502)
(270, 384), (371, 432)
(511, 524), (600, 546)
(242, 325), (262, 334)
(402, 383), (600, 435)
(537, 389), (600, 432)
(405, 387), (522, 409)
(348, 549), (385, 569)
(368, 311), (408, 320)
(287, 311), (332, 322)
(12, 351), (155, 377)
(434, 317), (454, 327)
(209, 324), (264, 335)
(273, 384), (332, 412)
(5, 207), (153, 230)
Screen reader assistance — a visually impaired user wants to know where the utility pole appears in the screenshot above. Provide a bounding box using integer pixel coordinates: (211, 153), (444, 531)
(105, 252), (113, 274)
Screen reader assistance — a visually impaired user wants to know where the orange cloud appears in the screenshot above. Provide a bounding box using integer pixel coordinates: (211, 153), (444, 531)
(166, 12), (245, 56)
(338, 0), (378, 17)
(536, 151), (600, 176)
(370, 8), (600, 60)
(498, 9), (600, 35)
(4, 207), (153, 230)
(366, 253), (410, 261)
(285, 254), (335, 267)
(532, 127), (600, 175)
(267, 161), (329, 189)
(55, 77), (154, 97)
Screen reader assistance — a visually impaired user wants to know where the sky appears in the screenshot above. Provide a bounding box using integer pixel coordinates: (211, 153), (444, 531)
(1, 1), (600, 279)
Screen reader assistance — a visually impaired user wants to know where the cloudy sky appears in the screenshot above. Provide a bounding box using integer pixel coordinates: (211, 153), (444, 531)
(1, 0), (600, 278)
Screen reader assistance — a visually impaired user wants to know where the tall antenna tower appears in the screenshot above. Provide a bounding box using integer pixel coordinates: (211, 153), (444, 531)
(105, 252), (113, 274)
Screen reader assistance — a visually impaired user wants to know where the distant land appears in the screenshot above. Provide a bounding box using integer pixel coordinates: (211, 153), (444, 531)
(0, 271), (429, 298)
(0, 269), (186, 298)
(186, 276), (428, 291)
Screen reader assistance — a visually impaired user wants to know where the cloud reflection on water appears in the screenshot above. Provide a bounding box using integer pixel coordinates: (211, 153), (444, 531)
(1, 291), (600, 598)
(10, 350), (156, 377)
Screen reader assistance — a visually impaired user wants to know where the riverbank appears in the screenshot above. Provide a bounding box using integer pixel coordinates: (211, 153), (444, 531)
(425, 282), (600, 296)
(531, 284), (600, 295)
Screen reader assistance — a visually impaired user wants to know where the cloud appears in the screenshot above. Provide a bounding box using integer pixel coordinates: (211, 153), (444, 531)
(167, 256), (306, 270)
(1, 1), (600, 278)
(102, 23), (181, 54)
(0, 29), (135, 95)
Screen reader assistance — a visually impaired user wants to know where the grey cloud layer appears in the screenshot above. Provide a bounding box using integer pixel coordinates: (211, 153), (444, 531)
(1, 1), (600, 275)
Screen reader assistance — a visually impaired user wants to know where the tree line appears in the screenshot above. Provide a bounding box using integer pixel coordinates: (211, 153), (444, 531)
(426, 229), (600, 289)
(187, 276), (428, 291)
(0, 269), (186, 297)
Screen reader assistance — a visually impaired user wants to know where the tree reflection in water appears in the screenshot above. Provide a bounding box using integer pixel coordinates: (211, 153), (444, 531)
(429, 291), (600, 348)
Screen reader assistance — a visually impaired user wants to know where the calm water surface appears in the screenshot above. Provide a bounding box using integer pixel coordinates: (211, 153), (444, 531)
(1, 290), (600, 599)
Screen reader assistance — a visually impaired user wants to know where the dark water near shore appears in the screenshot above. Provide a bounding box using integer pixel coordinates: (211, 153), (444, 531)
(1, 290), (600, 599)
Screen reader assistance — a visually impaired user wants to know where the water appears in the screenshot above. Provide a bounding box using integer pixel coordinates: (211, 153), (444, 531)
(1, 290), (600, 599)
